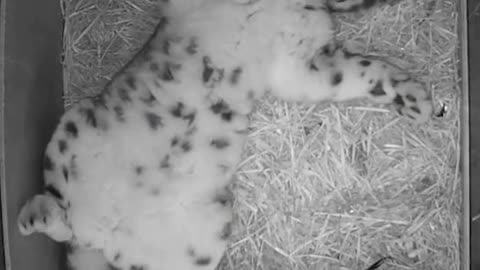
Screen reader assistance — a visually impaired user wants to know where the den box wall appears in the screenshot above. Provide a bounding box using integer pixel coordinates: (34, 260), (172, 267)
(0, 0), (65, 269)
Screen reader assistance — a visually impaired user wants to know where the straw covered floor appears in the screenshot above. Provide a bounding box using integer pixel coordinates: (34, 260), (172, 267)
(61, 0), (462, 269)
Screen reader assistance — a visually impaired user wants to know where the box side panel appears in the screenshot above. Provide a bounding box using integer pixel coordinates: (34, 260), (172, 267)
(1, 0), (65, 269)
(459, 1), (469, 270)
(0, 0), (6, 268)
(469, 0), (480, 268)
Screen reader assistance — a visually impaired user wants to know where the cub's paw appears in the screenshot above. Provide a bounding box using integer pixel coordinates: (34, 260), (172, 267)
(367, 71), (433, 123)
(390, 79), (433, 123)
(17, 194), (72, 242)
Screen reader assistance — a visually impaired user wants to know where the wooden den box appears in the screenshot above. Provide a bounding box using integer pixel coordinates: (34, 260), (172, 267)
(0, 0), (471, 270)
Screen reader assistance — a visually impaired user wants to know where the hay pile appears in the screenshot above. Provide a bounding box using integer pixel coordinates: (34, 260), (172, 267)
(61, 0), (462, 269)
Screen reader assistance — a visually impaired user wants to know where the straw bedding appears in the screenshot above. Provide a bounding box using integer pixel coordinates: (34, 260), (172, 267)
(61, 0), (461, 269)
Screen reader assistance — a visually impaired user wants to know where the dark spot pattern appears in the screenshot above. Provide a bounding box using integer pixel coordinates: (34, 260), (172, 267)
(162, 62), (174, 81)
(360, 71), (365, 77)
(141, 93), (157, 106)
(202, 57), (215, 83)
(214, 187), (233, 206)
(85, 109), (97, 127)
(114, 106), (125, 122)
(118, 88), (132, 103)
(359, 60), (371, 66)
(390, 78), (400, 87)
(406, 94), (417, 102)
(58, 140), (67, 154)
(304, 5), (316, 10)
(211, 138), (230, 149)
(210, 100), (234, 122)
(230, 67), (242, 84)
(80, 108), (97, 127)
(331, 72), (343, 86)
(343, 50), (359, 59)
(202, 57), (224, 87)
(92, 94), (108, 109)
(145, 112), (163, 130)
(220, 222), (232, 240)
(44, 155), (54, 171)
(320, 44), (335, 56)
(65, 121), (78, 138)
(129, 265), (145, 270)
(126, 75), (136, 90)
(393, 94), (405, 106)
(210, 101), (229, 114)
(410, 106), (421, 114)
(171, 136), (179, 146)
(170, 102), (196, 125)
(309, 61), (319, 71)
(221, 112), (233, 122)
(62, 166), (69, 182)
(114, 253), (121, 262)
(45, 184), (63, 200)
(151, 188), (160, 195)
(182, 112), (196, 125)
(134, 166), (145, 175)
(181, 141), (192, 152)
(369, 81), (386, 96)
(170, 102), (184, 117)
(186, 38), (198, 54)
(195, 257), (212, 266)
(160, 155), (170, 168)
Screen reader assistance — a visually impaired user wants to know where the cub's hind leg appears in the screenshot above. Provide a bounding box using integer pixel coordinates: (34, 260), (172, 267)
(17, 194), (72, 242)
(268, 44), (433, 123)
